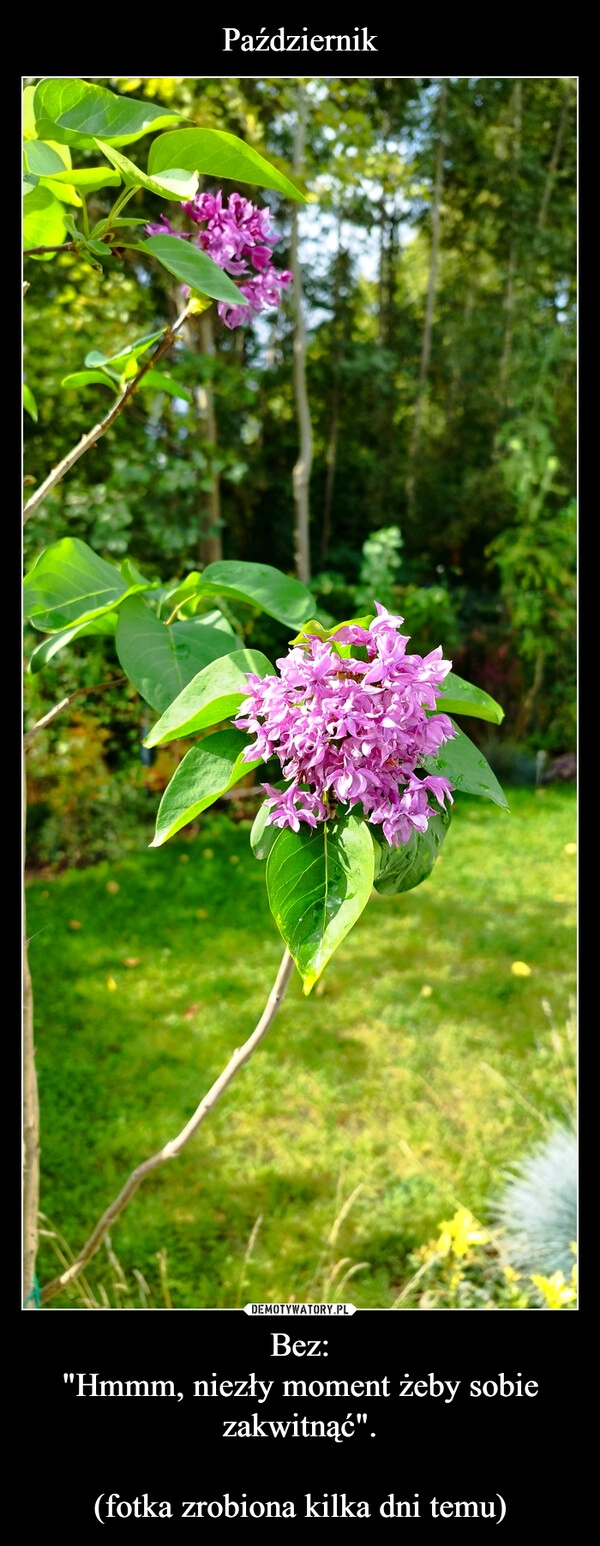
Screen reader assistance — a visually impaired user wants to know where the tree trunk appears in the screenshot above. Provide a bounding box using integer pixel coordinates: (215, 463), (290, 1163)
(320, 236), (344, 566)
(23, 751), (40, 1307)
(321, 387), (339, 568)
(499, 80), (523, 396)
(291, 83), (312, 585)
(537, 82), (574, 231)
(405, 78), (448, 517)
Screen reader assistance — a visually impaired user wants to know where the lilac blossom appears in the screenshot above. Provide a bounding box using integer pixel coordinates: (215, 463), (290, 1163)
(233, 603), (457, 848)
(145, 189), (292, 329)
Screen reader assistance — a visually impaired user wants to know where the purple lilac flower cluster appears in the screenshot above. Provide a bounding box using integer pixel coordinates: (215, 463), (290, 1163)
(146, 191), (292, 329)
(234, 604), (457, 848)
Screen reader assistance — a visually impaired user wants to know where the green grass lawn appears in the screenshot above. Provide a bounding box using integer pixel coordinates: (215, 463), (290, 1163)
(27, 785), (576, 1309)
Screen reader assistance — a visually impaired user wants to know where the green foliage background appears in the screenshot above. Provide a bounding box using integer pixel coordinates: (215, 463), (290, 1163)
(24, 77), (576, 873)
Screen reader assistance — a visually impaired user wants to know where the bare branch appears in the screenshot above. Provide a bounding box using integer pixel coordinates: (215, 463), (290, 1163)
(40, 948), (294, 1304)
(23, 242), (79, 257)
(23, 303), (191, 524)
(23, 677), (128, 747)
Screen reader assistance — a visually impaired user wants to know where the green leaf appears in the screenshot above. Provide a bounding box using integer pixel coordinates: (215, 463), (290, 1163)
(86, 238), (115, 258)
(29, 612), (118, 673)
(148, 128), (305, 200)
(94, 140), (199, 202)
(61, 370), (117, 391)
(23, 536), (151, 631)
(435, 671), (504, 726)
(139, 236), (242, 303)
(290, 614), (374, 646)
(115, 596), (241, 714)
(24, 140), (67, 176)
(120, 557), (152, 588)
(266, 813), (375, 994)
(42, 165), (122, 192)
(84, 329), (165, 370)
(23, 185), (66, 252)
(138, 370), (192, 402)
(197, 560), (315, 629)
(23, 384), (38, 421)
(38, 176), (82, 208)
(159, 571), (204, 613)
(151, 729), (261, 846)
(33, 78), (184, 149)
(145, 648), (274, 746)
(23, 173), (38, 196)
(23, 86), (36, 140)
(421, 721), (510, 810)
(250, 796), (285, 862)
(373, 808), (451, 896)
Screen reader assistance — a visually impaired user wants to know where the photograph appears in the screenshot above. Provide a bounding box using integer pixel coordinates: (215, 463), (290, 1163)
(22, 66), (578, 1528)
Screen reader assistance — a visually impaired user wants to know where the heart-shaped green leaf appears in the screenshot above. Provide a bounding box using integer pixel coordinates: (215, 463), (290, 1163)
(373, 808), (451, 896)
(43, 166), (122, 192)
(145, 648), (274, 746)
(434, 671), (504, 725)
(197, 560), (315, 630)
(151, 729), (261, 845)
(61, 370), (117, 391)
(29, 612), (119, 673)
(266, 813), (375, 994)
(148, 127), (305, 200)
(139, 236), (242, 303)
(421, 722), (509, 810)
(33, 78), (184, 148)
(23, 537), (139, 630)
(23, 185), (67, 252)
(24, 140), (67, 176)
(115, 595), (241, 714)
(94, 140), (199, 201)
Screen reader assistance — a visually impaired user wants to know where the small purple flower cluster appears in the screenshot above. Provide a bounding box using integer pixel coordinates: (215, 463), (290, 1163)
(146, 191), (292, 329)
(234, 604), (457, 848)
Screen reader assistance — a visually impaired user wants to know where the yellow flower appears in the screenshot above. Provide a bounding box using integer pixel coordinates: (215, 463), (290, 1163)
(511, 961), (531, 977)
(436, 1208), (489, 1259)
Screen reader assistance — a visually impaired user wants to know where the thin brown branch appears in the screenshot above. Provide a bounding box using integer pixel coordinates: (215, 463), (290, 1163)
(23, 304), (191, 524)
(23, 677), (128, 747)
(23, 242), (79, 257)
(40, 947), (294, 1305)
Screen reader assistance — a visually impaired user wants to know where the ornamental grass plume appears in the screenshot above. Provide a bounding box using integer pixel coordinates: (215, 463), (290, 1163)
(234, 603), (456, 849)
(146, 190), (292, 329)
(492, 1125), (577, 1280)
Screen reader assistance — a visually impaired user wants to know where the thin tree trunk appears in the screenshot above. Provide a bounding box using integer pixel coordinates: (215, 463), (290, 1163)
(537, 82), (573, 231)
(499, 81), (523, 395)
(23, 750), (40, 1307)
(516, 646), (545, 738)
(321, 389), (339, 568)
(448, 269), (477, 416)
(405, 78), (448, 516)
(197, 310), (223, 566)
(320, 235), (344, 566)
(291, 83), (312, 585)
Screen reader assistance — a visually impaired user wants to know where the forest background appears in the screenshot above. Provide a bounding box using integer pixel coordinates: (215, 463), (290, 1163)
(23, 76), (577, 1309)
